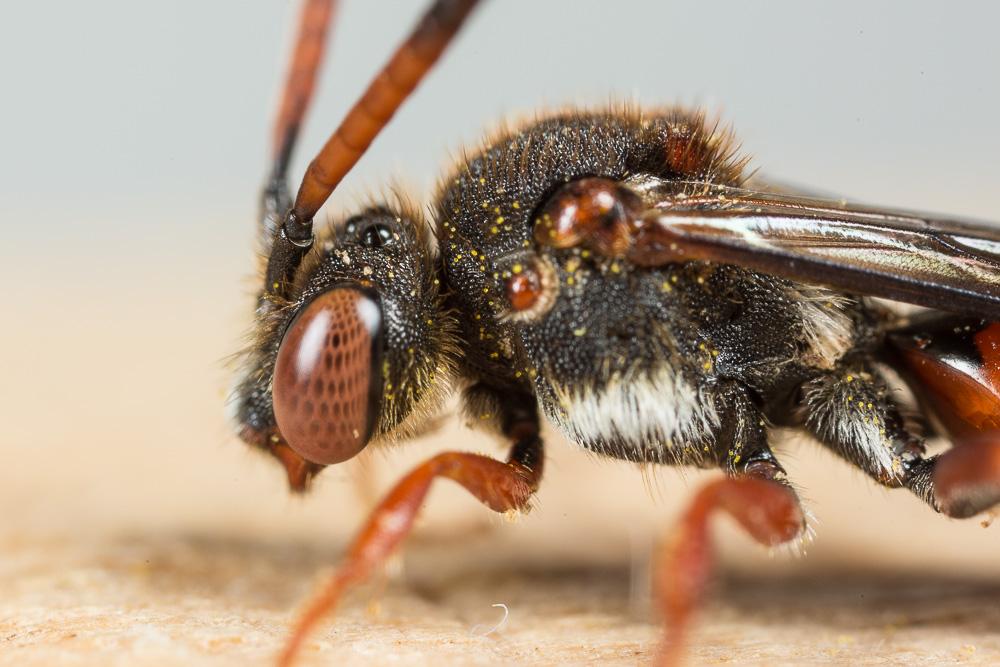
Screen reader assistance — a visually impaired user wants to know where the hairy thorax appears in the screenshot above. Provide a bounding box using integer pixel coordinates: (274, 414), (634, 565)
(434, 108), (875, 462)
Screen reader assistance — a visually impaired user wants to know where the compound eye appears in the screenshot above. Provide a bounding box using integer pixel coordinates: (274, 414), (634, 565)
(272, 288), (382, 465)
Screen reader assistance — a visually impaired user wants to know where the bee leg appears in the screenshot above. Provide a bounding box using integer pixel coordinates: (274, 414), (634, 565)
(929, 436), (1000, 518)
(801, 362), (936, 492)
(277, 418), (543, 666)
(655, 385), (805, 666)
(804, 364), (1000, 517)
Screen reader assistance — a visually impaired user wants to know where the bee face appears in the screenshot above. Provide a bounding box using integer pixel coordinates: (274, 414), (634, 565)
(233, 206), (454, 473)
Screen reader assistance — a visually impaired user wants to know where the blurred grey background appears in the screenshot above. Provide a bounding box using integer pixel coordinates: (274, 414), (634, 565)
(3, 1), (998, 244)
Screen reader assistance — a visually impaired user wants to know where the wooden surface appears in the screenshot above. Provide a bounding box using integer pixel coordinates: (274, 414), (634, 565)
(3, 519), (1000, 666)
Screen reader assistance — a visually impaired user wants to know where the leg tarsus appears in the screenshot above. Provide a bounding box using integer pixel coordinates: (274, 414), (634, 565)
(277, 437), (542, 667)
(655, 474), (804, 667)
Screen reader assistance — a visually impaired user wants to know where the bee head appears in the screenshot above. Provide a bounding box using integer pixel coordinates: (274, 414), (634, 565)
(233, 205), (455, 481)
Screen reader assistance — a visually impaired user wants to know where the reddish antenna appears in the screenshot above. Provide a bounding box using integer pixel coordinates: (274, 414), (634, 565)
(283, 0), (482, 240)
(270, 0), (338, 183)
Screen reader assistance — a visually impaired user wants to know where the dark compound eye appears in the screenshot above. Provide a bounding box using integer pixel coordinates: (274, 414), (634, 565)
(360, 222), (394, 248)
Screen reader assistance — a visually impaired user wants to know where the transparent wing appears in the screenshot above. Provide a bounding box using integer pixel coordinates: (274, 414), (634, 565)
(640, 182), (1000, 318)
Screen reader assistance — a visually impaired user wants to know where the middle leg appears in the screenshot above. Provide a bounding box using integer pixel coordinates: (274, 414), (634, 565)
(655, 382), (806, 666)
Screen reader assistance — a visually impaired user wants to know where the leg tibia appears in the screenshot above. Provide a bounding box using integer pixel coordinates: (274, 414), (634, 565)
(802, 364), (921, 487)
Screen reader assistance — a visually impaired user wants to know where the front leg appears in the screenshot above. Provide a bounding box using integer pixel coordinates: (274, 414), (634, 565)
(656, 383), (806, 666)
(277, 393), (543, 667)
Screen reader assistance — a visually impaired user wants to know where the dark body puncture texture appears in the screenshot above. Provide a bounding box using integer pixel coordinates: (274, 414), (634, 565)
(436, 109), (921, 487)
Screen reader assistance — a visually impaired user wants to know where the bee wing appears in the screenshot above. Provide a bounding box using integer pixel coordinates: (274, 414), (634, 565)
(643, 182), (1000, 318)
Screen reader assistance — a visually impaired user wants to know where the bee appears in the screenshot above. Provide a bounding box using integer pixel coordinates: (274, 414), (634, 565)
(230, 0), (1000, 664)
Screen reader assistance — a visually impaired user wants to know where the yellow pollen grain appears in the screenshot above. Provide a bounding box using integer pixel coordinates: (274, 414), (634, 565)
(479, 177), (486, 184)
(512, 263), (523, 274)
(573, 327), (587, 336)
(697, 276), (705, 284)
(845, 374), (854, 382)
(566, 277), (575, 285)
(661, 281), (672, 292)
(512, 201), (521, 209)
(494, 207), (501, 214)
(581, 249), (591, 258)
(496, 216), (505, 224)
(610, 262), (621, 274)
(703, 361), (712, 370)
(490, 226), (499, 234)
(481, 201), (488, 209)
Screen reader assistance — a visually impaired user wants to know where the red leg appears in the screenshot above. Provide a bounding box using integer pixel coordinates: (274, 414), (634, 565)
(933, 436), (1000, 518)
(277, 436), (543, 667)
(654, 476), (804, 667)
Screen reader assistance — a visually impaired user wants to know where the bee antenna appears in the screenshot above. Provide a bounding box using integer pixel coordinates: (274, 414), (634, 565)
(270, 0), (338, 187)
(284, 0), (482, 241)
